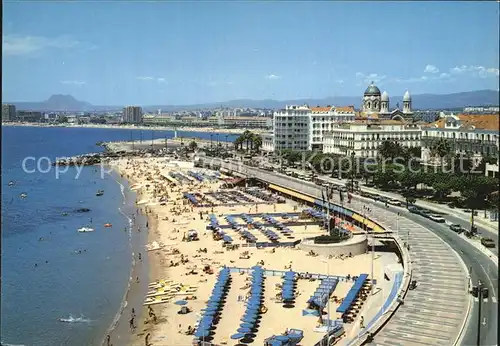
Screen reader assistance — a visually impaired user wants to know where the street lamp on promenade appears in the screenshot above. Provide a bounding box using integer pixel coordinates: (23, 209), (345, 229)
(350, 151), (356, 193)
(319, 258), (331, 343)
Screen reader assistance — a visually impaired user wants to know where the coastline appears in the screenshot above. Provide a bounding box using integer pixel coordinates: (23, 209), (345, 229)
(102, 169), (152, 346)
(1, 122), (266, 135)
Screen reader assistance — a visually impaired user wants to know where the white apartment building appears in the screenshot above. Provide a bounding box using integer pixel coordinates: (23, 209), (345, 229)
(421, 114), (499, 174)
(272, 104), (355, 152)
(323, 119), (422, 157)
(310, 106), (356, 150)
(261, 132), (274, 153)
(207, 116), (272, 128)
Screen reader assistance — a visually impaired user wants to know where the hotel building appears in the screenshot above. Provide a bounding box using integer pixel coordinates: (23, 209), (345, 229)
(323, 119), (422, 157)
(421, 114), (499, 176)
(273, 104), (356, 152)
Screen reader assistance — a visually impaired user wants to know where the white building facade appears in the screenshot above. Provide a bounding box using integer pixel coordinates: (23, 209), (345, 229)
(261, 132), (275, 153)
(323, 120), (422, 157)
(272, 104), (355, 152)
(421, 114), (499, 174)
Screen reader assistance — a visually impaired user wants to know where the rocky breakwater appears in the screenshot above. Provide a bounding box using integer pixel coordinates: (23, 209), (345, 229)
(53, 152), (122, 167)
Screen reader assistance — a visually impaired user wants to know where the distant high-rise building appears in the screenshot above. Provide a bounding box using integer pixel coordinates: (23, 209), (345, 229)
(122, 106), (143, 124)
(2, 104), (16, 121)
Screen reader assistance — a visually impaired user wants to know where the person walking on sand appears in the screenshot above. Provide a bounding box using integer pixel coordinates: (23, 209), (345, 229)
(129, 316), (135, 331)
(138, 253), (142, 261)
(106, 334), (112, 346)
(145, 333), (151, 346)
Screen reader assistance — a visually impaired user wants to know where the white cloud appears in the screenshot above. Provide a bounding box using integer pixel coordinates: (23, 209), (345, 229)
(3, 34), (80, 56)
(440, 72), (450, 78)
(137, 76), (167, 83)
(335, 80), (344, 84)
(355, 72), (387, 84)
(449, 65), (499, 78)
(265, 74), (281, 80)
(60, 80), (86, 86)
(424, 64), (439, 74)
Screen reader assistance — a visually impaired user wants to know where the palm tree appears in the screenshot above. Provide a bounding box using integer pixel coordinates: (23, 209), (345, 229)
(252, 134), (262, 152)
(430, 138), (451, 164)
(234, 136), (244, 151)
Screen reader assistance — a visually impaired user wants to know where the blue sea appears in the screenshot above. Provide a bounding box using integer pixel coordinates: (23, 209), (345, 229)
(0, 126), (237, 346)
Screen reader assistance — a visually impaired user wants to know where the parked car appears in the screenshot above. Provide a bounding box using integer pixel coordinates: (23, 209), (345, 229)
(428, 214), (446, 223)
(449, 224), (465, 234)
(408, 206), (420, 214)
(388, 199), (403, 206)
(419, 209), (432, 218)
(481, 238), (496, 248)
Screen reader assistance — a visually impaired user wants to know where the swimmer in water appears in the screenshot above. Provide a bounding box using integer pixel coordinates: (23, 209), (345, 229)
(138, 253), (142, 261)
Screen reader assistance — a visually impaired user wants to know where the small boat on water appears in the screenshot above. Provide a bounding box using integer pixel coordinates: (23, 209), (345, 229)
(96, 190), (104, 196)
(8, 180), (15, 186)
(78, 227), (95, 233)
(20, 192), (28, 198)
(104, 223), (112, 228)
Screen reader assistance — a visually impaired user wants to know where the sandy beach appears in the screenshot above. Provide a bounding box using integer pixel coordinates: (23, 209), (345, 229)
(1, 122), (265, 135)
(102, 156), (397, 346)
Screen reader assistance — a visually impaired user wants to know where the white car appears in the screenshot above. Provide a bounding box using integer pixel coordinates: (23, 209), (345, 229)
(428, 214), (445, 223)
(388, 199), (403, 206)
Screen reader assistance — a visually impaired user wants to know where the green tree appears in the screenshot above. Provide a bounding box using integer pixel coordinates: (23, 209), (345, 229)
(461, 175), (498, 231)
(252, 133), (262, 152)
(431, 174), (453, 200)
(188, 140), (198, 152)
(378, 141), (404, 161)
(430, 138), (451, 163)
(402, 188), (417, 207)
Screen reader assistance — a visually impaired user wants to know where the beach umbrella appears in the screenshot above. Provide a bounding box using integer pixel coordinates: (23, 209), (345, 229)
(194, 329), (210, 338)
(237, 327), (252, 334)
(240, 322), (253, 329)
(231, 333), (246, 340)
(175, 300), (188, 306)
(241, 316), (257, 323)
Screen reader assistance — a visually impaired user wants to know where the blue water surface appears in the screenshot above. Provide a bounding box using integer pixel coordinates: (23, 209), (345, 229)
(1, 126), (237, 346)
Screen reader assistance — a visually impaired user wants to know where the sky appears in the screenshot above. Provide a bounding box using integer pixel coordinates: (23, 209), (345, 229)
(2, 1), (499, 106)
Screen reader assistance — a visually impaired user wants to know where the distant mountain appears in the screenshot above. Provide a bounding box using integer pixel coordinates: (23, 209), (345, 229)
(6, 90), (499, 112)
(9, 94), (96, 112)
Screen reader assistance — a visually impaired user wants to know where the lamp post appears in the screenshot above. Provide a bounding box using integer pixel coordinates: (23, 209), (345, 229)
(350, 151), (355, 193)
(476, 280), (483, 346)
(225, 134), (229, 151)
(396, 212), (400, 238)
(210, 134), (213, 149)
(319, 258), (331, 341)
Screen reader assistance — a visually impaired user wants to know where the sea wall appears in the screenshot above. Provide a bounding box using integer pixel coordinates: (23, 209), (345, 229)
(299, 235), (368, 257)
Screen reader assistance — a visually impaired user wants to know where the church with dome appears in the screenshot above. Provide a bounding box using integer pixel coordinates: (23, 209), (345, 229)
(360, 82), (414, 121)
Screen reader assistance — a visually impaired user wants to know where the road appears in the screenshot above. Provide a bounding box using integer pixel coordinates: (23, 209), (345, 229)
(316, 173), (499, 255)
(210, 159), (498, 346)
